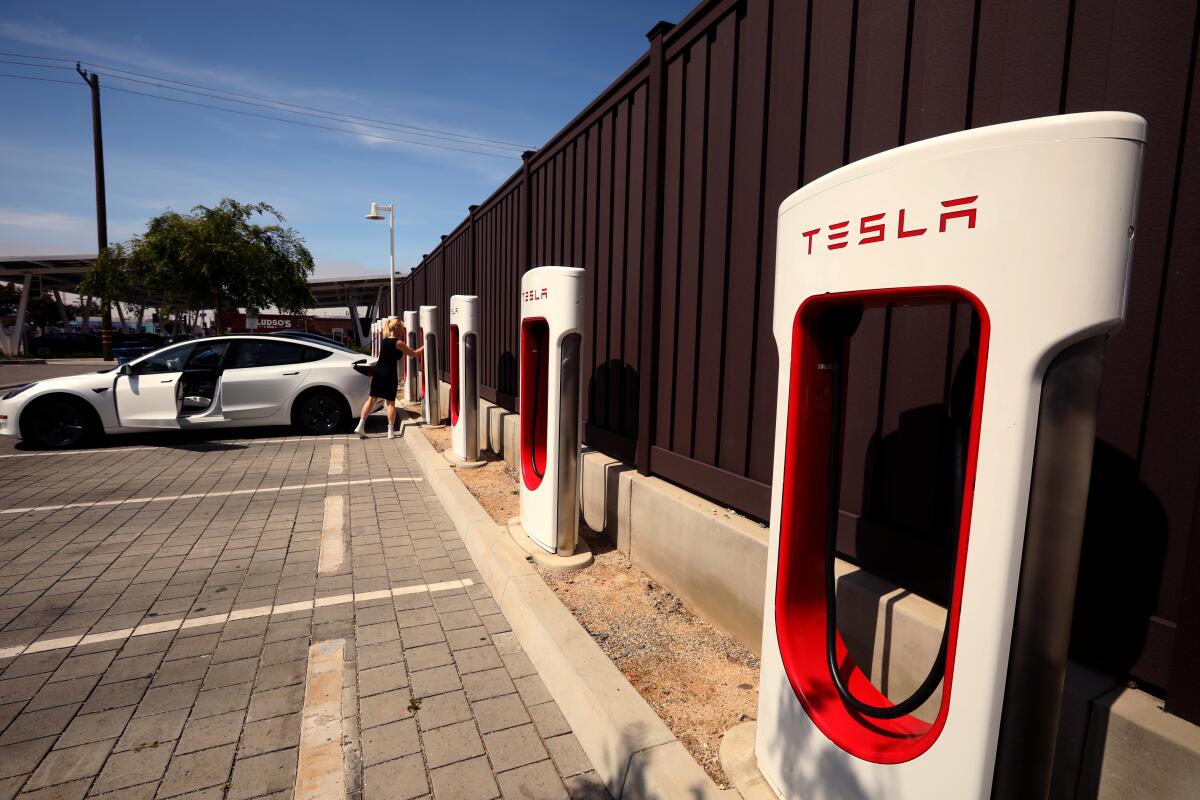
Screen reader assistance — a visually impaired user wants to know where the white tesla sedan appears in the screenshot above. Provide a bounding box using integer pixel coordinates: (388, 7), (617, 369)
(0, 335), (376, 449)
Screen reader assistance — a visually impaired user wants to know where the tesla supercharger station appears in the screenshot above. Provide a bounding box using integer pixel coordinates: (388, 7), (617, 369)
(419, 305), (443, 427)
(402, 310), (419, 403)
(447, 295), (484, 466)
(370, 319), (383, 359)
(755, 112), (1143, 800)
(518, 266), (585, 557)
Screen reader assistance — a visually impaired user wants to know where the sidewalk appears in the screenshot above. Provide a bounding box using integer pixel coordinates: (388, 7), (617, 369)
(0, 429), (606, 799)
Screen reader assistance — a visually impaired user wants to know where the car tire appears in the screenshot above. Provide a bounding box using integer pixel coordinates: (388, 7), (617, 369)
(35, 346), (50, 358)
(20, 396), (98, 449)
(292, 389), (350, 435)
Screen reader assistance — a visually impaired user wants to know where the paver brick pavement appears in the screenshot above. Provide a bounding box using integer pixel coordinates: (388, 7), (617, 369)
(0, 430), (597, 798)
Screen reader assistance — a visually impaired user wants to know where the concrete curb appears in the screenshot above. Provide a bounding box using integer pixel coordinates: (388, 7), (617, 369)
(403, 431), (734, 799)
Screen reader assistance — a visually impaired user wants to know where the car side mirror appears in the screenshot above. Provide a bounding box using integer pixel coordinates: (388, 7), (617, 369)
(118, 364), (131, 376)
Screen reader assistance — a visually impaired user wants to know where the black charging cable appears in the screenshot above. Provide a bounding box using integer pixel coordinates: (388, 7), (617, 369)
(821, 309), (964, 720)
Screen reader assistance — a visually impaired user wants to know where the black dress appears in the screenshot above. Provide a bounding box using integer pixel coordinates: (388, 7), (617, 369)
(370, 337), (401, 399)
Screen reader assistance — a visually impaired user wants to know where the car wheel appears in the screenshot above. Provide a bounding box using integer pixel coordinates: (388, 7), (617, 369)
(21, 397), (96, 449)
(35, 346), (50, 358)
(292, 390), (348, 435)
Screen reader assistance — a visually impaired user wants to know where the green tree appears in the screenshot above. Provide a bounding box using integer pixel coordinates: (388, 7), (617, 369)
(111, 199), (316, 333)
(78, 242), (131, 327)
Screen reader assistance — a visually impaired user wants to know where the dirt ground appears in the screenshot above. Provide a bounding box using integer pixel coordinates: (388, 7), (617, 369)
(418, 424), (759, 787)
(539, 535), (759, 787)
(418, 423), (521, 524)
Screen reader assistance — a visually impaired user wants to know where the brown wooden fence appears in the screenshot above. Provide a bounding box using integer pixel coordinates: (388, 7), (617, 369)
(392, 0), (1200, 724)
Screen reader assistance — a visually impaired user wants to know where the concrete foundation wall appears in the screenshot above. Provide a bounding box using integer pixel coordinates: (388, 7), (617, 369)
(460, 393), (1200, 797)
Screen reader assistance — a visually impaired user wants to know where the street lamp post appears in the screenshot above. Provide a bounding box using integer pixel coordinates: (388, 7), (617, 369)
(365, 202), (395, 316)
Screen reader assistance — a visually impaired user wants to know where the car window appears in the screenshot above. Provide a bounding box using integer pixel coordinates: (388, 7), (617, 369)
(230, 340), (309, 368)
(271, 332), (358, 354)
(301, 346), (332, 362)
(134, 344), (192, 374)
(186, 342), (229, 369)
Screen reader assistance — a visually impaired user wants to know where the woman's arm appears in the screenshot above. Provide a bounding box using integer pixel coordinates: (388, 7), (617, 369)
(395, 339), (424, 358)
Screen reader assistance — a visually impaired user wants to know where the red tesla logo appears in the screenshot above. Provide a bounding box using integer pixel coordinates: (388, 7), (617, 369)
(800, 195), (978, 255)
(522, 288), (549, 302)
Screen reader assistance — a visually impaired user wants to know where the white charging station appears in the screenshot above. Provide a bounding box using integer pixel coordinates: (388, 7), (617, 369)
(370, 318), (384, 359)
(447, 295), (484, 467)
(755, 113), (1143, 799)
(516, 266), (585, 558)
(402, 310), (419, 403)
(419, 305), (443, 427)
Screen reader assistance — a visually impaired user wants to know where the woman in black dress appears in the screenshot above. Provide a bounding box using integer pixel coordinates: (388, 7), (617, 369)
(355, 317), (423, 439)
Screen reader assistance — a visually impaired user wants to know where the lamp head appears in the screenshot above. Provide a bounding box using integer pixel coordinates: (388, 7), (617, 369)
(364, 201), (385, 221)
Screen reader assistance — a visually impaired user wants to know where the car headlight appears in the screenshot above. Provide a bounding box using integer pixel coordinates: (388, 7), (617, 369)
(1, 384), (34, 401)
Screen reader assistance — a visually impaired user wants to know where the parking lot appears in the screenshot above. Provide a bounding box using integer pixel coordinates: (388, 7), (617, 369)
(0, 425), (603, 800)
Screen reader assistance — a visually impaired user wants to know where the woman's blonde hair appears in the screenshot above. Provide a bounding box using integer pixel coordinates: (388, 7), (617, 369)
(383, 317), (402, 338)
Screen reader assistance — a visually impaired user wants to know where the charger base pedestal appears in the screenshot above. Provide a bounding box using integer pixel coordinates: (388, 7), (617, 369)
(506, 517), (593, 572)
(443, 450), (486, 469)
(719, 723), (782, 800)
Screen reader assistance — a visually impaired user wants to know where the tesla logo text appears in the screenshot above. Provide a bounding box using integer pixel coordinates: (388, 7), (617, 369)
(801, 195), (978, 255)
(522, 288), (549, 302)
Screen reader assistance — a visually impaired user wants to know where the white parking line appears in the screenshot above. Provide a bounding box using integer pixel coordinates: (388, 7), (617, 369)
(0, 435), (348, 459)
(0, 476), (422, 515)
(319, 495), (345, 574)
(0, 445), (162, 460)
(328, 442), (345, 475)
(0, 577), (474, 660)
(295, 638), (347, 800)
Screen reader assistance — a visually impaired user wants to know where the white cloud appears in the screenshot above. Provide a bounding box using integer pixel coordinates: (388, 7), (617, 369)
(0, 207), (143, 256)
(0, 207), (96, 235)
(0, 19), (359, 104)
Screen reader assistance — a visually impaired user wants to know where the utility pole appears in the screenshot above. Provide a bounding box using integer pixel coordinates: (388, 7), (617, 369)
(76, 63), (113, 361)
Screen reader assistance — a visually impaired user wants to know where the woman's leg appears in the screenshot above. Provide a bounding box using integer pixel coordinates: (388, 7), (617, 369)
(386, 400), (397, 438)
(355, 396), (374, 436)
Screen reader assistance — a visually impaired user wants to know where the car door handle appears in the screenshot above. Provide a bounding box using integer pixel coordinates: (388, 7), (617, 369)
(160, 379), (175, 383)
(282, 371), (300, 376)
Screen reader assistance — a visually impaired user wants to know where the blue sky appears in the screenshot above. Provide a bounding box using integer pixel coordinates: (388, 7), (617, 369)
(0, 0), (695, 286)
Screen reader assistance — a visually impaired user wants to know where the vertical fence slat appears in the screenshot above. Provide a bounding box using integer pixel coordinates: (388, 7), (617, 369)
(638, 22), (674, 472)
(748, 0), (809, 485)
(802, 0), (855, 183)
(655, 53), (686, 455)
(719, 0), (770, 476)
(607, 98), (631, 431)
(623, 84), (648, 441)
(694, 10), (738, 467)
(672, 37), (709, 457)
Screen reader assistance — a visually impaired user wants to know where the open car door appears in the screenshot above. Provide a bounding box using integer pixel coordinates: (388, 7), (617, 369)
(113, 343), (193, 429)
(176, 340), (230, 420)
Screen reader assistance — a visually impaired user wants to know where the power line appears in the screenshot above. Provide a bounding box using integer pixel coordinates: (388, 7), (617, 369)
(0, 72), (79, 85)
(0, 72), (522, 159)
(86, 63), (534, 150)
(0, 49), (536, 151)
(88, 70), (525, 152)
(0, 57), (73, 70)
